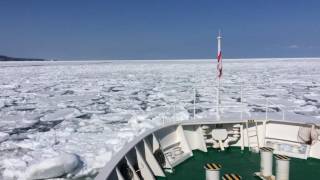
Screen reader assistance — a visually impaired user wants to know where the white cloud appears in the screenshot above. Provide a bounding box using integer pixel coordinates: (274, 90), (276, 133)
(288, 44), (299, 49)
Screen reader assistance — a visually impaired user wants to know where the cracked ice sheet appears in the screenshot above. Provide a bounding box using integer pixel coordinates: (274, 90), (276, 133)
(0, 59), (320, 179)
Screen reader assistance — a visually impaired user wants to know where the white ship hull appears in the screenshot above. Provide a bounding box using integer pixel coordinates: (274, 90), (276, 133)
(95, 118), (320, 180)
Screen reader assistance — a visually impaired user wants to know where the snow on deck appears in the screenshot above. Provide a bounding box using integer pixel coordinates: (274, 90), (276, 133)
(0, 59), (320, 179)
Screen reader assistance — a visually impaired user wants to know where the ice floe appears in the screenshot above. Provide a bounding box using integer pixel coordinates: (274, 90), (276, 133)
(24, 153), (81, 179)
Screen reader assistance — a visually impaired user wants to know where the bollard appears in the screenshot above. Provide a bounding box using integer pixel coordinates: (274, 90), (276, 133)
(204, 163), (221, 180)
(260, 147), (274, 177)
(275, 154), (290, 180)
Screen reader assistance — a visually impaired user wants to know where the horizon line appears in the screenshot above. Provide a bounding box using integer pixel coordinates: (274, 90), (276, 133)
(56, 57), (320, 61)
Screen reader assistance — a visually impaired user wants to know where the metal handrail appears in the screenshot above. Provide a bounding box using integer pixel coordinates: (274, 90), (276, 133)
(266, 99), (285, 121)
(162, 83), (318, 126)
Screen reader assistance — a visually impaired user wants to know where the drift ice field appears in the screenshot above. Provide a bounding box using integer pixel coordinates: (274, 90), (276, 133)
(0, 59), (320, 179)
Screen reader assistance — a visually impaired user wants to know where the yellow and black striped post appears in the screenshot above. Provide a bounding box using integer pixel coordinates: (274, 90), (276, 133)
(222, 173), (242, 180)
(204, 163), (221, 180)
(275, 154), (290, 180)
(260, 147), (274, 177)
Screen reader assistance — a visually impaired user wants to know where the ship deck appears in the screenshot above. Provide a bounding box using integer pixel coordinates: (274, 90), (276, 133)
(157, 147), (320, 180)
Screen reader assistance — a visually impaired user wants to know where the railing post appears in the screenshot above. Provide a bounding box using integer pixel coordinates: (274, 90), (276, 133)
(265, 98), (268, 121)
(162, 114), (165, 125)
(240, 85), (243, 104)
(240, 85), (243, 121)
(174, 103), (176, 123)
(193, 87), (196, 120)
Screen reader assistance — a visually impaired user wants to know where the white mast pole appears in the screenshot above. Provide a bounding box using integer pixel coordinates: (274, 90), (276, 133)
(216, 30), (222, 120)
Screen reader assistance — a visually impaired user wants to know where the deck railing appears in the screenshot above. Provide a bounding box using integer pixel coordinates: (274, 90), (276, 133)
(161, 82), (320, 125)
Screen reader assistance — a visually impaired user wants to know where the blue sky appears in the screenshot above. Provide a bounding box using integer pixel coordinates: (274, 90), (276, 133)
(0, 0), (320, 59)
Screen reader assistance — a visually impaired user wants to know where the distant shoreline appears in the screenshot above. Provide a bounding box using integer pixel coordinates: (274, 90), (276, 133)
(0, 55), (46, 61)
(1, 55), (320, 62)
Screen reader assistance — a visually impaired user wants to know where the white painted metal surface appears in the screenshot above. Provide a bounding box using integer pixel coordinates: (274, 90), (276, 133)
(135, 147), (156, 180)
(212, 129), (228, 150)
(275, 158), (290, 180)
(260, 149), (273, 177)
(141, 139), (165, 177)
(125, 156), (141, 180)
(205, 169), (220, 180)
(116, 168), (125, 180)
(183, 125), (207, 152)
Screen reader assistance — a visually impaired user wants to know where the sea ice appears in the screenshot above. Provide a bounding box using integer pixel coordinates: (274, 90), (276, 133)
(0, 132), (9, 142)
(24, 153), (81, 179)
(0, 59), (319, 179)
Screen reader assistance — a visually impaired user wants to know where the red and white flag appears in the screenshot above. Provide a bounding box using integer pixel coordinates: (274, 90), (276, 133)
(217, 33), (222, 78)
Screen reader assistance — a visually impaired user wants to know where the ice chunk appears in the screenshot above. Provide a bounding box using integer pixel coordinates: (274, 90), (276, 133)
(0, 99), (5, 109)
(41, 108), (80, 121)
(24, 153), (81, 179)
(1, 158), (27, 179)
(2, 158), (27, 169)
(93, 149), (112, 168)
(0, 132), (9, 142)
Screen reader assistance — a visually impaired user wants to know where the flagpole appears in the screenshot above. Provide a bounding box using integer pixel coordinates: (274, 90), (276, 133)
(217, 74), (220, 120)
(216, 30), (222, 120)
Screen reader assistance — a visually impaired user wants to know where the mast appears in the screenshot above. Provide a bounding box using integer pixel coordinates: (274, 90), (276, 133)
(216, 30), (222, 120)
